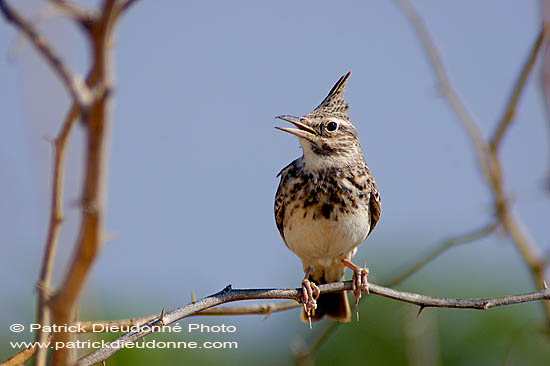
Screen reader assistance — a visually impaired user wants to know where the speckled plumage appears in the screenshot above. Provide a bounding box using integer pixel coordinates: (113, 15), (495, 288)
(274, 72), (381, 322)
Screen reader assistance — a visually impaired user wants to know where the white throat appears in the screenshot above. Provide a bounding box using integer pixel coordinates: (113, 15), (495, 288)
(299, 139), (352, 171)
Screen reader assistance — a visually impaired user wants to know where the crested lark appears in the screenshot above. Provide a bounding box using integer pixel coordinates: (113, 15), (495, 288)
(274, 72), (381, 324)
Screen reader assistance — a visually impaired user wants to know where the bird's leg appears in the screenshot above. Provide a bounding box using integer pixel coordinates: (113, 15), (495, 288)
(342, 258), (369, 321)
(301, 266), (319, 328)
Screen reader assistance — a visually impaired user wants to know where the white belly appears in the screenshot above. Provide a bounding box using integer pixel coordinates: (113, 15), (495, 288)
(284, 207), (370, 265)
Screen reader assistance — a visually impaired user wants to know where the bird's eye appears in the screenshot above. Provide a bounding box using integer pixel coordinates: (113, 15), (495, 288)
(326, 121), (338, 132)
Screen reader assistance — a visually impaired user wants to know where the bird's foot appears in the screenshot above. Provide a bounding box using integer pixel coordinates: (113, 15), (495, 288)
(342, 258), (369, 321)
(301, 278), (320, 328)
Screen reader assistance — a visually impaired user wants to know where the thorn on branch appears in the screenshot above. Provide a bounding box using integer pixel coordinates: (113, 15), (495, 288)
(158, 308), (166, 326)
(416, 306), (425, 318)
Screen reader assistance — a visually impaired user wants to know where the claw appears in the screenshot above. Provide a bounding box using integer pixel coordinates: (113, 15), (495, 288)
(301, 278), (319, 328)
(342, 259), (369, 321)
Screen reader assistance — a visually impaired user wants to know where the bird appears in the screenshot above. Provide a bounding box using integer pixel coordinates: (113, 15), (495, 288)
(274, 71), (381, 325)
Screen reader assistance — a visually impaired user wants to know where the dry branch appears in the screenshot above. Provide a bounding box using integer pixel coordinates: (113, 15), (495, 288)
(0, 1), (137, 365)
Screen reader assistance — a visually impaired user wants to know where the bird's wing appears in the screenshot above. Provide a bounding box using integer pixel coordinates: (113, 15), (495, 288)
(368, 182), (381, 235)
(274, 159), (300, 246)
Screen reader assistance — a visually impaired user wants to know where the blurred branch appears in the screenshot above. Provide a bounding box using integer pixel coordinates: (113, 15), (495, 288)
(295, 319), (338, 366)
(78, 282), (550, 365)
(49, 0), (91, 24)
(34, 106), (78, 366)
(394, 0), (550, 328)
(490, 29), (545, 152)
(0, 0), (91, 107)
(46, 1), (138, 364)
(386, 221), (498, 287)
(0, 336), (52, 366)
(1, 1), (137, 365)
(76, 300), (300, 333)
(393, 0), (489, 179)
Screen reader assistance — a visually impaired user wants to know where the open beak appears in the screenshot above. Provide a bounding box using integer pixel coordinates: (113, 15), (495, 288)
(275, 115), (317, 141)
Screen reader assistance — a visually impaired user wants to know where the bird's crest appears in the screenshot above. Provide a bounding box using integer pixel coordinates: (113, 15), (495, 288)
(306, 71), (351, 119)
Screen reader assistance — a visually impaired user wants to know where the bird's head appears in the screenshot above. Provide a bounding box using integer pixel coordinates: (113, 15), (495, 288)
(276, 72), (363, 170)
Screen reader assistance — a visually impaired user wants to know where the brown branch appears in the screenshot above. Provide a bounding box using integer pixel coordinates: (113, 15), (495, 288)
(0, 0), (91, 107)
(47, 1), (117, 364)
(76, 283), (550, 365)
(1, 1), (137, 365)
(0, 335), (53, 366)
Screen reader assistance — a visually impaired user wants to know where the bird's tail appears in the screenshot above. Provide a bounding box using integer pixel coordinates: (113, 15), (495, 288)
(300, 274), (351, 323)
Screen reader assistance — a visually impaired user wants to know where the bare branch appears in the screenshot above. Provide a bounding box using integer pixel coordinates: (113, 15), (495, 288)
(490, 28), (545, 152)
(77, 283), (550, 365)
(0, 0), (91, 107)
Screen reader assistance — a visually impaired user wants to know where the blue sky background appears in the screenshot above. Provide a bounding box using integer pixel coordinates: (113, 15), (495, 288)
(1, 0), (549, 361)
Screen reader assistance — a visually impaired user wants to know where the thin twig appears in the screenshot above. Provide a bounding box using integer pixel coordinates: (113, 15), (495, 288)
(34, 105), (78, 366)
(490, 28), (545, 152)
(77, 282), (550, 366)
(76, 300), (300, 332)
(386, 222), (498, 287)
(393, 0), (490, 181)
(112, 0), (140, 22)
(0, 0), (91, 107)
(295, 320), (339, 366)
(0, 335), (53, 366)
(49, 0), (91, 24)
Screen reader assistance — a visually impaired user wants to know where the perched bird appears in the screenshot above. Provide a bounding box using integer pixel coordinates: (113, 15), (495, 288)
(274, 72), (381, 324)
